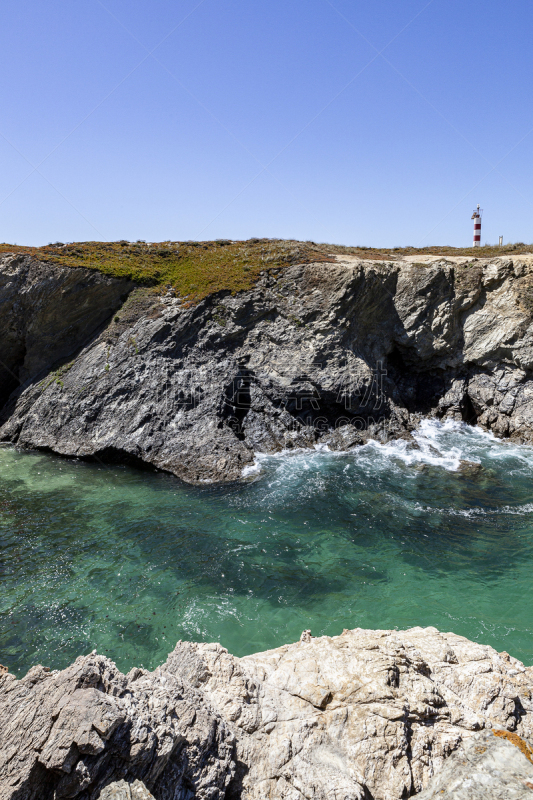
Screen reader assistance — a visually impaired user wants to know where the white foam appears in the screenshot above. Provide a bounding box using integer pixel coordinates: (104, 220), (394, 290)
(411, 502), (533, 518)
(340, 418), (471, 473)
(451, 502), (533, 517)
(241, 460), (262, 478)
(358, 417), (533, 476)
(239, 419), (533, 500)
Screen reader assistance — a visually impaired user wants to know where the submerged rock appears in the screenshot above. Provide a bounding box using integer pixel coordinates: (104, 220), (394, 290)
(1, 626), (532, 799)
(457, 459), (483, 476)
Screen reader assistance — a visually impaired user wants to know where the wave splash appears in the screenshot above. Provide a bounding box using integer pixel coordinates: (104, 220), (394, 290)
(245, 418), (533, 476)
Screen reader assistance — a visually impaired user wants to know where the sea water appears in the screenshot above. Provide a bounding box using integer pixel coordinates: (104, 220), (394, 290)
(1, 419), (532, 676)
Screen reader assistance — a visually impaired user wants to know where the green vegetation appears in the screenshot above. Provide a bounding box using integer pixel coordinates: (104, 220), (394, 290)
(39, 359), (74, 391)
(288, 314), (303, 327)
(213, 305), (229, 326)
(1, 238), (531, 304)
(0, 239), (334, 303)
(128, 336), (139, 354)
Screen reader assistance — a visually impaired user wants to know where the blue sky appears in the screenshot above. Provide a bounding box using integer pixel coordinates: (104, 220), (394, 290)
(1, 0), (532, 247)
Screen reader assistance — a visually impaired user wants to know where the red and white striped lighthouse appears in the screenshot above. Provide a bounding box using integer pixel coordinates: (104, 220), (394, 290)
(471, 204), (482, 247)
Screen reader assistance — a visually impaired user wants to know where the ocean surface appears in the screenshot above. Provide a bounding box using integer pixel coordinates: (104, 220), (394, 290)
(1, 419), (532, 677)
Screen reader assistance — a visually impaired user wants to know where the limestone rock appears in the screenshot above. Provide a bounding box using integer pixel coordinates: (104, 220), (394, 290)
(0, 652), (235, 800)
(4, 626), (530, 799)
(415, 729), (533, 798)
(167, 626), (533, 799)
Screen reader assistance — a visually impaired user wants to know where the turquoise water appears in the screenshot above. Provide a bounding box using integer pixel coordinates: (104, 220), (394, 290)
(1, 419), (533, 677)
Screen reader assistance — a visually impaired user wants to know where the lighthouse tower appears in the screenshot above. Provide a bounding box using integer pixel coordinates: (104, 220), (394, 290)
(471, 205), (482, 247)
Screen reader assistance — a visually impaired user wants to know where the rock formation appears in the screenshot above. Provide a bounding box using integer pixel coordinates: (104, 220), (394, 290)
(1, 626), (532, 799)
(0, 255), (133, 413)
(415, 728), (533, 799)
(2, 252), (533, 483)
(2, 254), (533, 797)
(98, 782), (155, 800)
(0, 650), (234, 800)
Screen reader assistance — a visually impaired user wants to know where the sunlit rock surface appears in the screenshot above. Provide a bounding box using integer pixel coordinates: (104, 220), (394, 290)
(415, 728), (533, 799)
(3, 253), (533, 483)
(97, 781), (155, 800)
(1, 626), (532, 799)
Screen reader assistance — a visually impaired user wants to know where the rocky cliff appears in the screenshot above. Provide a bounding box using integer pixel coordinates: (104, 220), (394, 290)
(2, 251), (533, 482)
(0, 255), (133, 413)
(1, 626), (532, 799)
(3, 252), (533, 799)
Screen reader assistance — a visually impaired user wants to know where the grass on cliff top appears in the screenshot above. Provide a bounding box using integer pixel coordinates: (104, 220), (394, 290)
(1, 238), (531, 303)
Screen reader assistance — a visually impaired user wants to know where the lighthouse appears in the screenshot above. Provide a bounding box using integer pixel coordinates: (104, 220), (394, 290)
(471, 205), (482, 247)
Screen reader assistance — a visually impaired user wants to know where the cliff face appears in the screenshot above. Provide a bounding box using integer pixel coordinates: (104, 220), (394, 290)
(0, 255), (133, 412)
(2, 252), (533, 481)
(1, 626), (532, 800)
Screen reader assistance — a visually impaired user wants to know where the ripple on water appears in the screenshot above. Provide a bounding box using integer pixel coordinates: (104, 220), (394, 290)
(1, 419), (533, 676)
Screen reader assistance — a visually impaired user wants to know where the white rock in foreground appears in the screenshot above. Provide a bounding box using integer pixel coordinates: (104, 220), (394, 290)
(99, 730), (533, 800)
(1, 626), (532, 799)
(172, 625), (533, 799)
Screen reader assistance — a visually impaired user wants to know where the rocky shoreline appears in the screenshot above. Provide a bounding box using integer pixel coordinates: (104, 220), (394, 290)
(2, 252), (533, 482)
(2, 252), (533, 797)
(1, 626), (532, 799)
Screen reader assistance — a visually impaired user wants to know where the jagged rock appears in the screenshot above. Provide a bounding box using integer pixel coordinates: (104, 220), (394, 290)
(415, 728), (533, 798)
(0, 256), (533, 483)
(0, 652), (235, 800)
(168, 626), (533, 799)
(0, 254), (133, 411)
(2, 627), (532, 800)
(3, 252), (533, 482)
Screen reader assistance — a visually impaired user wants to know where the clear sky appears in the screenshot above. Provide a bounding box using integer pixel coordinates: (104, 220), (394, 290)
(1, 0), (532, 247)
